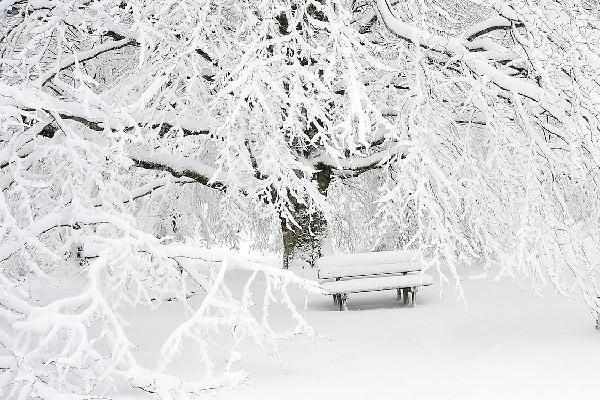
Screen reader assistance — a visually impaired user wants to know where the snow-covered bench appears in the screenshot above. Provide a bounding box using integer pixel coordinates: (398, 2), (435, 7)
(317, 250), (433, 311)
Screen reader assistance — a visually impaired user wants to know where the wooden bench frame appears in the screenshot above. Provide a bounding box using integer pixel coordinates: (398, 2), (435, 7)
(317, 251), (432, 311)
(329, 274), (423, 311)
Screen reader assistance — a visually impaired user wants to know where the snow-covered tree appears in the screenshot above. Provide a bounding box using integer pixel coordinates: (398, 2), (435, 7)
(2, 0), (600, 398)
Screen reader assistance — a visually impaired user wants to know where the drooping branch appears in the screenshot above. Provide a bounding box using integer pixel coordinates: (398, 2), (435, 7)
(463, 16), (524, 41)
(375, 0), (569, 122)
(0, 207), (115, 263)
(130, 153), (227, 191)
(38, 120), (225, 190)
(124, 178), (196, 203)
(0, 83), (212, 138)
(41, 37), (138, 85)
(311, 150), (389, 178)
(91, 177), (195, 207)
(0, 111), (221, 197)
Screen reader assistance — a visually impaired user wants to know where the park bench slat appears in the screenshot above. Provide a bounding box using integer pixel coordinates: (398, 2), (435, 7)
(317, 250), (421, 269)
(321, 273), (433, 294)
(318, 262), (422, 280)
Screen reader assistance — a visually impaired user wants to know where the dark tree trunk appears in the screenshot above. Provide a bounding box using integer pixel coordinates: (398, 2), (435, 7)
(281, 163), (332, 269)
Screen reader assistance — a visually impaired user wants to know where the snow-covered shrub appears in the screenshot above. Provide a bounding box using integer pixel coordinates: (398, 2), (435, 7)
(0, 118), (321, 398)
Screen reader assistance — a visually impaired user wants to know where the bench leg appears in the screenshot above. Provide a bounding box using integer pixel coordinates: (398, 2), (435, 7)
(334, 294), (342, 309)
(410, 287), (416, 307)
(397, 288), (402, 301)
(339, 294), (348, 311)
(403, 288), (410, 306)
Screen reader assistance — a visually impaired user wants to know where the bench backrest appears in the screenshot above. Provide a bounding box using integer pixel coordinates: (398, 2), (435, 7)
(317, 250), (422, 280)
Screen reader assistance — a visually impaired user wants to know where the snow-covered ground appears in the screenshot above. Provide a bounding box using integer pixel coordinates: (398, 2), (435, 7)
(115, 261), (600, 400)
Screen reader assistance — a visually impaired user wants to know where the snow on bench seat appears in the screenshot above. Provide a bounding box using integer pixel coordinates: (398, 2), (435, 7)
(321, 273), (433, 294)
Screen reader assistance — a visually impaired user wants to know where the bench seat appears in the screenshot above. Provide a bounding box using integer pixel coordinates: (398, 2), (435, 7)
(317, 250), (432, 310)
(321, 273), (433, 294)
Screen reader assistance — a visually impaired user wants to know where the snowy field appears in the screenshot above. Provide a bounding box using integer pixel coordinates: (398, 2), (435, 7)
(100, 260), (600, 400)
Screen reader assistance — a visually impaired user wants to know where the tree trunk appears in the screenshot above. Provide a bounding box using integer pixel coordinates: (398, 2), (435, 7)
(281, 163), (331, 269)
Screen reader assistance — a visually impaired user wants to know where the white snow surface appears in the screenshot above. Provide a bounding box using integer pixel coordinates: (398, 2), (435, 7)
(321, 273), (433, 294)
(103, 259), (600, 400)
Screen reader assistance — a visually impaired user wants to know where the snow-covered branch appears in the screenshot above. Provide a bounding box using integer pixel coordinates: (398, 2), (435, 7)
(130, 152), (227, 191)
(41, 37), (137, 85)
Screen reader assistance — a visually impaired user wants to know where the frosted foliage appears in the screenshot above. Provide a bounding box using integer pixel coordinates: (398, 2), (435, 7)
(1, 0), (600, 398)
(0, 124), (321, 398)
